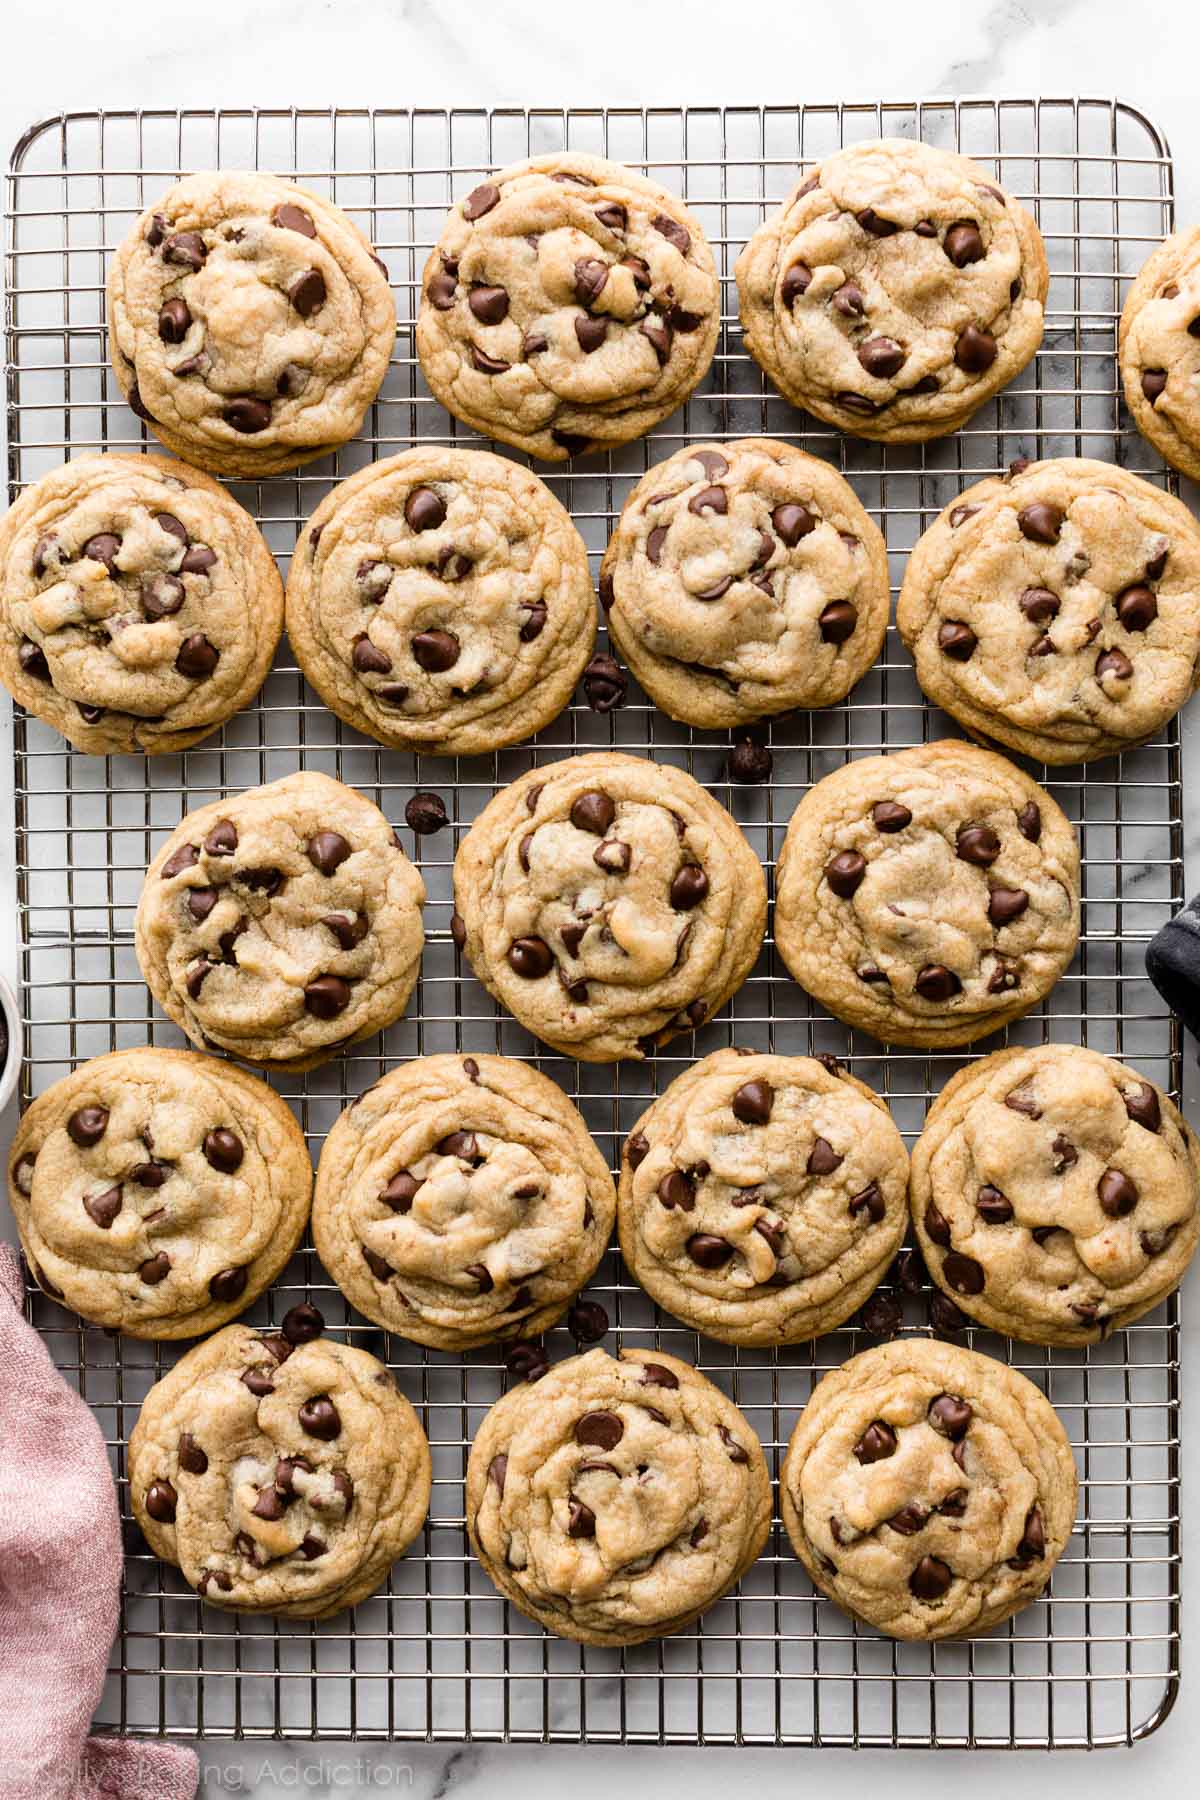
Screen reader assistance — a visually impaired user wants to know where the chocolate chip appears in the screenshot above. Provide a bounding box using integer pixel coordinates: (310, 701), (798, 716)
(944, 220), (985, 266)
(138, 571), (185, 621)
(573, 255), (610, 308)
(396, 488), (447, 540)
(487, 1453), (509, 1495)
(130, 1160), (169, 1188)
(658, 1169), (696, 1212)
(819, 600), (858, 643)
(824, 850), (866, 898)
(1098, 1168), (1138, 1216)
(173, 633), (219, 679)
(924, 1200), (952, 1247)
(155, 297), (194, 348)
(732, 1079), (773, 1125)
(858, 335), (906, 378)
(1018, 586), (1060, 625)
(849, 1183), (886, 1223)
(202, 1128), (243, 1174)
(938, 620), (978, 660)
(856, 208), (897, 237)
(144, 213), (169, 247)
(1142, 369), (1168, 402)
(162, 230), (206, 270)
(977, 1185), (1013, 1223)
(574, 315), (607, 353)
(942, 1250), (985, 1294)
(988, 886), (1029, 926)
(223, 397), (272, 434)
(929, 1291), (966, 1335)
(464, 284), (509, 328)
(185, 960), (214, 998)
(729, 737), (772, 783)
(955, 325), (997, 373)
(271, 203), (317, 237)
(450, 910), (467, 951)
(1014, 802), (1041, 845)
(645, 524), (669, 567)
(505, 1339), (549, 1382)
(304, 974), (352, 1018)
(956, 824), (1001, 867)
(854, 1420), (897, 1464)
(462, 184), (500, 221)
(299, 1395), (340, 1439)
(884, 1502), (929, 1536)
(208, 1266), (247, 1304)
(909, 1555), (953, 1601)
(859, 1291), (903, 1338)
(288, 268), (326, 317)
(626, 1132), (650, 1171)
(652, 213), (690, 255)
(834, 391), (881, 417)
(870, 801), (911, 834)
(781, 261), (812, 303)
(640, 1361), (679, 1390)
(561, 1298), (608, 1351)
(1125, 1082), (1162, 1132)
(595, 201), (626, 231)
(686, 1233), (733, 1269)
(307, 831), (352, 876)
(592, 838), (631, 876)
(67, 1105), (108, 1147)
(1052, 1133), (1078, 1173)
(807, 1137), (843, 1176)
(81, 532), (121, 573)
(145, 1479), (178, 1523)
(204, 820), (237, 858)
(350, 635), (392, 676)
(575, 1411), (624, 1451)
(17, 639), (50, 681)
(669, 864), (708, 910)
(1018, 502), (1064, 544)
(582, 653), (626, 713)
(241, 1365), (275, 1397)
(237, 866), (282, 897)
(1008, 1504), (1046, 1569)
(571, 790), (615, 836)
(689, 484), (727, 518)
(178, 1433), (207, 1475)
(1114, 583), (1158, 632)
(718, 1426), (749, 1465)
(398, 792), (445, 839)
(508, 936), (553, 978)
(139, 1252), (171, 1285)
(928, 1394), (972, 1439)
(1146, 545), (1169, 581)
(83, 1186), (122, 1229)
(620, 254), (652, 291)
(916, 964), (962, 1003)
(1004, 1081), (1042, 1119)
(517, 600), (548, 643)
(411, 629), (460, 673)
(565, 1497), (596, 1539)
(1096, 647), (1134, 683)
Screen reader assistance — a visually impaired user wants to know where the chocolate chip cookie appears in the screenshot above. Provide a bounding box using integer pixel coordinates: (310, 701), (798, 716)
(108, 171), (395, 478)
(313, 1053), (615, 1350)
(451, 752), (767, 1061)
(598, 438), (889, 727)
(0, 453), (282, 754)
(9, 1048), (311, 1338)
(415, 153), (719, 461)
(781, 1339), (1077, 1640)
(1120, 229), (1200, 482)
(129, 1314), (431, 1618)
(898, 458), (1200, 763)
(774, 742), (1080, 1048)
(285, 448), (596, 755)
(466, 1347), (770, 1645)
(912, 1045), (1200, 1346)
(135, 771), (426, 1070)
(618, 1049), (908, 1345)
(735, 138), (1047, 441)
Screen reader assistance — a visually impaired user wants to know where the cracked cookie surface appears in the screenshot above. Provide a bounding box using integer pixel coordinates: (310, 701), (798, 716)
(108, 171), (395, 478)
(135, 771), (425, 1070)
(618, 1049), (908, 1345)
(911, 1044), (1200, 1346)
(285, 449), (596, 755)
(466, 1346), (771, 1645)
(0, 454), (282, 754)
(736, 138), (1046, 441)
(452, 752), (767, 1062)
(129, 1315), (431, 1618)
(898, 458), (1200, 763)
(1120, 228), (1200, 483)
(781, 1338), (1077, 1640)
(774, 742), (1080, 1049)
(8, 1047), (311, 1339)
(313, 1053), (615, 1350)
(415, 153), (719, 461)
(599, 438), (889, 727)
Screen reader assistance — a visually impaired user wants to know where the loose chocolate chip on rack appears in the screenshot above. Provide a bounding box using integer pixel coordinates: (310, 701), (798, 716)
(859, 1291), (903, 1338)
(505, 1339), (549, 1383)
(729, 738), (772, 783)
(567, 1298), (609, 1345)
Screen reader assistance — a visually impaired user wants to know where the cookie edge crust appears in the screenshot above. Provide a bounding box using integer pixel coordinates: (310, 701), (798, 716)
(414, 151), (720, 463)
(0, 451), (285, 755)
(128, 1325), (432, 1619)
(616, 1049), (909, 1346)
(284, 448), (598, 756)
(451, 751), (768, 1063)
(134, 770), (426, 1073)
(1119, 228), (1200, 485)
(773, 741), (1081, 1049)
(311, 1051), (616, 1350)
(600, 437), (891, 728)
(733, 142), (1049, 445)
(107, 173), (397, 480)
(779, 1338), (1078, 1641)
(910, 1043), (1200, 1347)
(464, 1346), (772, 1646)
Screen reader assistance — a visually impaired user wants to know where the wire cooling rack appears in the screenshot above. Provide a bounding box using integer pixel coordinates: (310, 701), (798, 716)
(2, 98), (1186, 1751)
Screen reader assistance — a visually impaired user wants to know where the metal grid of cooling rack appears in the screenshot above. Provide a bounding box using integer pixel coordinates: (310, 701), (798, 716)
(1, 97), (1186, 1750)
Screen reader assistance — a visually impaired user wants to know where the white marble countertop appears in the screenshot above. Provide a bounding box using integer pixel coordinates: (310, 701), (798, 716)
(2, 0), (1199, 1793)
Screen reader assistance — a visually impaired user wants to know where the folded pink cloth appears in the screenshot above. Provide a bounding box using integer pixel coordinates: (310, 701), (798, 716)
(0, 1242), (198, 1800)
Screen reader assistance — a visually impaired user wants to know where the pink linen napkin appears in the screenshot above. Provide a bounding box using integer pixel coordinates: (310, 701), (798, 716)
(0, 1243), (198, 1800)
